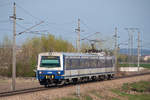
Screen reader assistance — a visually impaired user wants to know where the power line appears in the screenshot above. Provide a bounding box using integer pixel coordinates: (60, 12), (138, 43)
(81, 32), (100, 40)
(16, 22), (48, 37)
(15, 3), (76, 37)
(24, 32), (49, 36)
(6, 2), (78, 43)
(44, 21), (75, 34)
(18, 21), (44, 35)
(15, 3), (42, 21)
(16, 22), (27, 29)
(16, 23), (49, 35)
(80, 19), (96, 32)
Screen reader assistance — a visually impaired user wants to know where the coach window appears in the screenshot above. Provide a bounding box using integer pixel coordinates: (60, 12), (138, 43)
(89, 59), (95, 68)
(66, 59), (71, 70)
(105, 59), (108, 67)
(90, 59), (93, 68)
(71, 59), (80, 69)
(108, 59), (112, 67)
(101, 59), (105, 68)
(84, 59), (89, 68)
(98, 60), (102, 68)
(80, 59), (85, 68)
(94, 59), (97, 68)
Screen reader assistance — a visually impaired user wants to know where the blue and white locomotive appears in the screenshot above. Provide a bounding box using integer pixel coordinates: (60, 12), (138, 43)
(36, 52), (115, 87)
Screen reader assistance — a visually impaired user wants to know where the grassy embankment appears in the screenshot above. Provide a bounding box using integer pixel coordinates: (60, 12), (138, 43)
(111, 81), (150, 100)
(56, 81), (150, 100)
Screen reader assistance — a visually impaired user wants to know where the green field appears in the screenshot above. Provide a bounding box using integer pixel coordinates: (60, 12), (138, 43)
(119, 63), (150, 69)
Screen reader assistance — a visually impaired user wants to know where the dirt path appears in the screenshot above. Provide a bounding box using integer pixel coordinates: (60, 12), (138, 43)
(1, 74), (150, 100)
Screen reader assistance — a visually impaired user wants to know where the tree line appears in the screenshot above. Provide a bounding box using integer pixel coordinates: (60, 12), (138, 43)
(0, 34), (115, 77)
(0, 34), (75, 77)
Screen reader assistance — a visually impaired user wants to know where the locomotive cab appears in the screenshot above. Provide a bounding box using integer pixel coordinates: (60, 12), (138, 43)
(36, 52), (64, 86)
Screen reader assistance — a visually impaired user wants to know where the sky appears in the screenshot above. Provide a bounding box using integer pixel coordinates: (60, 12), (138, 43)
(0, 0), (150, 49)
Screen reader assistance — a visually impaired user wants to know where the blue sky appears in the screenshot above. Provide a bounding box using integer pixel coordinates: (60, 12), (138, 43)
(0, 0), (150, 49)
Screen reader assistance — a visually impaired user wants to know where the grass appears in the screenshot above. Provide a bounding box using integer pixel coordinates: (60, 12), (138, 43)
(57, 81), (150, 100)
(111, 97), (120, 100)
(84, 95), (93, 100)
(58, 97), (80, 100)
(111, 81), (150, 100)
(90, 90), (103, 99)
(127, 94), (150, 100)
(57, 94), (93, 100)
(112, 89), (150, 100)
(119, 63), (150, 69)
(122, 81), (150, 92)
(111, 89), (129, 97)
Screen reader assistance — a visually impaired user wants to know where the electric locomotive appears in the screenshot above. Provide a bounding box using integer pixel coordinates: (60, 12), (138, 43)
(36, 52), (115, 87)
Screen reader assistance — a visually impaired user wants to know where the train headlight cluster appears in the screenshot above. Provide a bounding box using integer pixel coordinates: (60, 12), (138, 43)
(39, 71), (43, 74)
(57, 71), (61, 75)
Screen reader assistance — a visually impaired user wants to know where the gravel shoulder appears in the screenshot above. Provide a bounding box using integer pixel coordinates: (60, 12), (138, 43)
(0, 78), (41, 93)
(0, 74), (150, 100)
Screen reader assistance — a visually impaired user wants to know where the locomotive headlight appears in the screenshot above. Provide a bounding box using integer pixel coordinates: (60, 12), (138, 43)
(39, 71), (42, 74)
(57, 71), (61, 74)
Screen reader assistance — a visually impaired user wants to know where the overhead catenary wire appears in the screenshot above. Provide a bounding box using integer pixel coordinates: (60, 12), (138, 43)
(15, 3), (42, 21)
(15, 9), (73, 38)
(81, 32), (100, 40)
(12, 3), (77, 39)
(80, 19), (96, 32)
(16, 22), (27, 30)
(16, 22), (49, 36)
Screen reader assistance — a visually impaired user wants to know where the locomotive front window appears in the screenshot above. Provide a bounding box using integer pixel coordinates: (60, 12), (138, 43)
(40, 56), (60, 68)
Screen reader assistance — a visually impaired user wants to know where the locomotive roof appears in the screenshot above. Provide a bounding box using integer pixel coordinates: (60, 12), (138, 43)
(39, 52), (112, 57)
(63, 52), (102, 56)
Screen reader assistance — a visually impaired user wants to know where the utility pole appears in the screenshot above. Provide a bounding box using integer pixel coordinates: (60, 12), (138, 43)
(114, 27), (118, 72)
(128, 31), (131, 66)
(9, 3), (44, 91)
(76, 18), (80, 52)
(125, 28), (131, 70)
(130, 29), (134, 66)
(10, 2), (23, 91)
(75, 18), (80, 97)
(125, 28), (135, 67)
(137, 30), (140, 71)
(12, 2), (16, 91)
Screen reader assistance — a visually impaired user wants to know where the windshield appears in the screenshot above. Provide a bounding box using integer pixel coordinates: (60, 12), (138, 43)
(40, 56), (60, 68)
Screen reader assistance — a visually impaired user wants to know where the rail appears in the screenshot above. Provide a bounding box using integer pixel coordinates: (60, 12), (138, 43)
(0, 72), (150, 97)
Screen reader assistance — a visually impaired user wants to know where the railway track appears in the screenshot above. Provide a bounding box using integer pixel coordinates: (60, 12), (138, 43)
(0, 72), (150, 97)
(0, 87), (47, 97)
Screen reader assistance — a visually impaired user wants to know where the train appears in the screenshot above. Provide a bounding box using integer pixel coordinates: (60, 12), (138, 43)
(36, 52), (115, 87)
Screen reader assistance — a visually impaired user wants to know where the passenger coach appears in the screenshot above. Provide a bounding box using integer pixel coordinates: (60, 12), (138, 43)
(36, 52), (115, 87)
